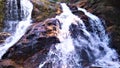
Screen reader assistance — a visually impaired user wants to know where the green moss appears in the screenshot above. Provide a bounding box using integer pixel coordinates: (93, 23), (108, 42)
(0, 0), (5, 30)
(32, 0), (57, 22)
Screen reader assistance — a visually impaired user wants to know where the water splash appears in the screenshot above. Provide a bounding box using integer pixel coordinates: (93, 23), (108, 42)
(39, 3), (82, 68)
(39, 3), (120, 68)
(0, 0), (33, 59)
(78, 8), (120, 68)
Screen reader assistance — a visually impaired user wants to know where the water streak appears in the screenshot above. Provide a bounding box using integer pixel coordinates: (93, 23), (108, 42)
(78, 8), (120, 68)
(0, 0), (33, 59)
(39, 3), (120, 68)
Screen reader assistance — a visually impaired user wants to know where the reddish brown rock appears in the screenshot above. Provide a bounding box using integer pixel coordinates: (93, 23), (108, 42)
(2, 18), (60, 65)
(0, 59), (22, 68)
(0, 32), (11, 44)
(76, 0), (88, 8)
(23, 50), (50, 68)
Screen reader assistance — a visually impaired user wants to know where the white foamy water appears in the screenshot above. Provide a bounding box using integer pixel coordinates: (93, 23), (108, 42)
(0, 0), (33, 59)
(78, 8), (120, 68)
(39, 3), (120, 68)
(39, 3), (82, 68)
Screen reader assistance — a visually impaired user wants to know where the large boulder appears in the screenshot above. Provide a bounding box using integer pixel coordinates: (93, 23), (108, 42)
(1, 18), (60, 66)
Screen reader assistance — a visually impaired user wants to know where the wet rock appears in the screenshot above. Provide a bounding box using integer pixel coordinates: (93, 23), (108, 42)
(68, 0), (120, 56)
(89, 66), (102, 68)
(2, 18), (60, 64)
(56, 4), (63, 15)
(23, 50), (51, 68)
(0, 32), (11, 44)
(0, 59), (22, 68)
(76, 0), (88, 8)
(68, 5), (90, 32)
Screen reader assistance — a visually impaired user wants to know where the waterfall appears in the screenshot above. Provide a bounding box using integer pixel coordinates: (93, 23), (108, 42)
(0, 0), (33, 59)
(39, 3), (120, 68)
(4, 0), (32, 33)
(4, 0), (21, 21)
(77, 8), (120, 67)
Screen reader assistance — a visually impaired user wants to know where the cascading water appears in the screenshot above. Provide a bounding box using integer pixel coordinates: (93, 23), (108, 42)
(0, 0), (33, 59)
(39, 3), (120, 68)
(77, 8), (120, 67)
(4, 0), (21, 21)
(4, 0), (31, 33)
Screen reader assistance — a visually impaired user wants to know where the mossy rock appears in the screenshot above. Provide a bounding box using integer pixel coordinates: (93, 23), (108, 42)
(31, 0), (57, 22)
(0, 0), (5, 31)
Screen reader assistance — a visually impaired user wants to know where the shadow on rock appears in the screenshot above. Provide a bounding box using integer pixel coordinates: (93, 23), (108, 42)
(1, 18), (61, 68)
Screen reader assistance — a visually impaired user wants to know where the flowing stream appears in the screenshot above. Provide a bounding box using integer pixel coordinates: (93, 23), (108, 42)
(0, 0), (33, 59)
(39, 3), (120, 68)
